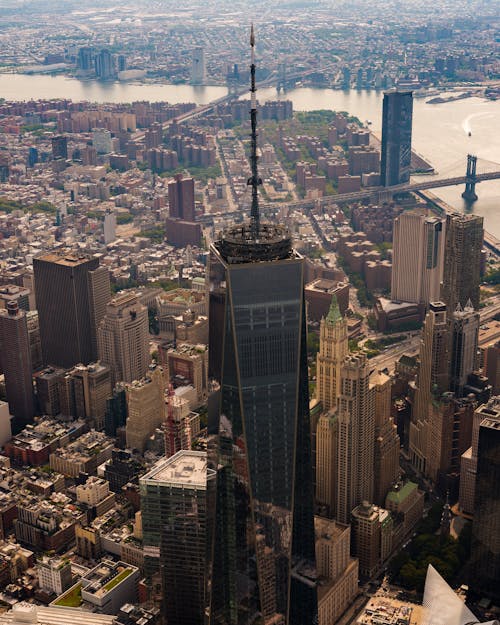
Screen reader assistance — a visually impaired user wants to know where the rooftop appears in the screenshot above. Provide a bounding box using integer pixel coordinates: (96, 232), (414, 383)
(386, 481), (418, 505)
(36, 251), (94, 267)
(140, 450), (212, 489)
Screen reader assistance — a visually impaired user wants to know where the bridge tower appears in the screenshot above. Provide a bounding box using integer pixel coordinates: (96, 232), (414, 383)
(462, 154), (478, 202)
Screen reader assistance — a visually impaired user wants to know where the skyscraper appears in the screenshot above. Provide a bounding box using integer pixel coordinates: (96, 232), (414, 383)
(449, 301), (480, 396)
(190, 47), (206, 85)
(33, 252), (109, 368)
(316, 295), (348, 412)
(336, 353), (375, 524)
(95, 49), (115, 79)
(0, 301), (34, 426)
(168, 173), (195, 221)
(380, 90), (413, 186)
(410, 302), (449, 473)
(391, 209), (444, 307)
(51, 136), (68, 161)
(97, 292), (150, 385)
(125, 366), (165, 453)
(208, 26), (317, 625)
(470, 410), (500, 602)
(140, 451), (216, 625)
(316, 411), (338, 518)
(441, 213), (483, 312)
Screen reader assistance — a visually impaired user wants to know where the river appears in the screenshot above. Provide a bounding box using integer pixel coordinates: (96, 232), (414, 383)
(0, 74), (498, 235)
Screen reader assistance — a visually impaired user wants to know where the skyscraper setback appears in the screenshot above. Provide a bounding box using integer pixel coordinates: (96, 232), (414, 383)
(208, 26), (317, 625)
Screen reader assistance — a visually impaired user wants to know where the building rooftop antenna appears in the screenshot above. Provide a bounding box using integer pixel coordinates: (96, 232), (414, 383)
(248, 23), (262, 239)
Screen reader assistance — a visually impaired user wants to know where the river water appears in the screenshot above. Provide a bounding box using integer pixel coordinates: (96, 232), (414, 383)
(0, 74), (498, 235)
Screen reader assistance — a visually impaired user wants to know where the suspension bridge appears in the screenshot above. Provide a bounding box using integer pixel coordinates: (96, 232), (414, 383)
(272, 154), (500, 210)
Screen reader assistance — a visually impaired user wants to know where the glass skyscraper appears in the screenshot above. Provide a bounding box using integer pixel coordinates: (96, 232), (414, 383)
(380, 89), (413, 187)
(208, 225), (317, 625)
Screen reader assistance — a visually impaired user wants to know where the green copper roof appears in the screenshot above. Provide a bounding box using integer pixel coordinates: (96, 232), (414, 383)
(386, 481), (417, 505)
(326, 294), (342, 325)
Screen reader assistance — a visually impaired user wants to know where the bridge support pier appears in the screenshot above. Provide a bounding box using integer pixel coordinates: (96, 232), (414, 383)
(462, 154), (478, 202)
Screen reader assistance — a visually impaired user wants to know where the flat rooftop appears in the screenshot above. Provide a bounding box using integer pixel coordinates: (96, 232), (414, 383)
(140, 450), (211, 489)
(36, 252), (93, 267)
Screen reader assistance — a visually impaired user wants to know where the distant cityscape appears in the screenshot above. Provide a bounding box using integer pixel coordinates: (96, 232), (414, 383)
(0, 3), (499, 625)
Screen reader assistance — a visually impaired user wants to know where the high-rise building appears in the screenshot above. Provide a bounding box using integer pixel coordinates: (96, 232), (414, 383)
(470, 411), (500, 602)
(69, 362), (112, 430)
(140, 451), (216, 625)
(168, 173), (195, 221)
(391, 210), (444, 307)
(77, 47), (94, 71)
(103, 210), (117, 245)
(315, 517), (359, 625)
(336, 353), (375, 524)
(441, 213), (483, 312)
(190, 47), (206, 85)
(372, 371), (400, 506)
(95, 49), (115, 79)
(449, 301), (479, 396)
(316, 411), (338, 518)
(33, 252), (110, 368)
(459, 399), (499, 515)
(410, 301), (449, 472)
(351, 501), (393, 578)
(316, 295), (348, 412)
(380, 90), (413, 186)
(125, 366), (165, 453)
(51, 136), (68, 160)
(0, 301), (35, 426)
(208, 27), (317, 625)
(97, 292), (150, 385)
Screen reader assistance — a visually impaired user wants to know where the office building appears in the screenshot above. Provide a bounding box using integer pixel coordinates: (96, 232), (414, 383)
(26, 311), (43, 371)
(97, 292), (149, 385)
(449, 301), (480, 396)
(336, 353), (375, 525)
(315, 518), (359, 625)
(441, 213), (483, 312)
(372, 371), (400, 506)
(93, 129), (113, 154)
(316, 412), (338, 518)
(316, 295), (348, 412)
(380, 90), (413, 186)
(33, 252), (110, 368)
(140, 451), (216, 625)
(125, 366), (165, 453)
(166, 343), (208, 407)
(351, 501), (392, 578)
(470, 411), (500, 602)
(410, 302), (449, 472)
(0, 302), (35, 426)
(391, 210), (444, 307)
(209, 29), (317, 624)
(165, 393), (199, 458)
(168, 173), (195, 221)
(459, 399), (499, 515)
(190, 47), (206, 85)
(51, 136), (68, 161)
(69, 362), (112, 430)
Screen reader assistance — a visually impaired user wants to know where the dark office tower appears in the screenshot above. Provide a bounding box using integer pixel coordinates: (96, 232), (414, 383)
(208, 26), (317, 625)
(380, 90), (413, 186)
(470, 411), (500, 603)
(88, 265), (111, 361)
(441, 213), (483, 312)
(95, 49), (115, 80)
(33, 252), (110, 368)
(51, 135), (68, 161)
(141, 451), (216, 625)
(117, 55), (127, 72)
(77, 46), (94, 71)
(0, 302), (35, 426)
(168, 173), (195, 221)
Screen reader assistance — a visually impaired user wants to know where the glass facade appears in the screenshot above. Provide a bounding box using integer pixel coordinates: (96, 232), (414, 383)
(209, 244), (317, 625)
(380, 90), (413, 187)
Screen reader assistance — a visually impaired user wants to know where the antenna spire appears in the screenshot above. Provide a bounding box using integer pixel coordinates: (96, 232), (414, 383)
(248, 23), (261, 238)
